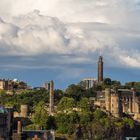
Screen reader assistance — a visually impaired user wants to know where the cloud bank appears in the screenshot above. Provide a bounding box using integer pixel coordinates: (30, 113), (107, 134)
(0, 0), (140, 87)
(0, 9), (140, 69)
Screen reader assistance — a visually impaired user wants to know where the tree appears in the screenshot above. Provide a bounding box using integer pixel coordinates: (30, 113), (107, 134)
(56, 113), (72, 134)
(104, 78), (112, 86)
(57, 97), (75, 112)
(125, 82), (135, 88)
(85, 88), (97, 98)
(69, 111), (79, 123)
(94, 109), (107, 121)
(32, 101), (48, 129)
(111, 80), (121, 87)
(80, 112), (91, 124)
(65, 84), (85, 101)
(0, 90), (6, 96)
(54, 89), (64, 104)
(18, 81), (28, 89)
(125, 82), (140, 89)
(123, 117), (134, 129)
(46, 116), (56, 130)
(78, 97), (90, 112)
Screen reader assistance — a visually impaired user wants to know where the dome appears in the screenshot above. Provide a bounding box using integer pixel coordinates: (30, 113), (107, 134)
(13, 78), (18, 82)
(0, 106), (8, 114)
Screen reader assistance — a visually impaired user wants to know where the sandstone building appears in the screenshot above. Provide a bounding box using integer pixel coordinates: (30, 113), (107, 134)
(86, 56), (140, 121)
(42, 81), (50, 90)
(94, 88), (140, 121)
(14, 104), (28, 118)
(0, 79), (13, 91)
(81, 78), (97, 89)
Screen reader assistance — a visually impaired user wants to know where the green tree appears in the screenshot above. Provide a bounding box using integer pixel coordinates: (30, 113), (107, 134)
(69, 111), (79, 123)
(94, 109), (107, 121)
(46, 116), (56, 130)
(57, 97), (75, 112)
(123, 117), (134, 129)
(0, 90), (6, 96)
(104, 78), (112, 85)
(111, 80), (121, 87)
(56, 113), (71, 133)
(78, 97), (90, 112)
(54, 89), (64, 104)
(80, 112), (91, 124)
(125, 82), (140, 89)
(32, 101), (48, 129)
(65, 84), (85, 101)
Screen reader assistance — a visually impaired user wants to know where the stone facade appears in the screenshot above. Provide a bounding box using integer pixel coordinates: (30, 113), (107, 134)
(0, 79), (13, 90)
(81, 78), (97, 89)
(42, 82), (50, 90)
(0, 79), (28, 92)
(12, 121), (26, 140)
(14, 105), (28, 118)
(20, 105), (28, 118)
(94, 88), (140, 121)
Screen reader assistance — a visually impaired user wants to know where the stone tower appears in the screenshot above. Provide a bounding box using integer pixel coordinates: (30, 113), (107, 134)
(98, 56), (103, 83)
(132, 88), (140, 121)
(132, 88), (137, 113)
(110, 90), (122, 118)
(17, 121), (22, 134)
(105, 88), (111, 112)
(49, 80), (54, 115)
(20, 105), (28, 117)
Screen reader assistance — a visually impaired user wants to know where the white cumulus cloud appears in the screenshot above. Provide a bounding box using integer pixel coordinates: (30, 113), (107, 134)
(0, 1), (139, 70)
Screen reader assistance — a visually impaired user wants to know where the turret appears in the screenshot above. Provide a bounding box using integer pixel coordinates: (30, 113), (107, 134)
(105, 88), (111, 112)
(110, 90), (122, 117)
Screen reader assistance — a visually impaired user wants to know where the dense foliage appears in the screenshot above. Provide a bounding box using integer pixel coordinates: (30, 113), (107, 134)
(125, 82), (140, 89)
(0, 83), (138, 140)
(55, 108), (135, 140)
(0, 89), (49, 112)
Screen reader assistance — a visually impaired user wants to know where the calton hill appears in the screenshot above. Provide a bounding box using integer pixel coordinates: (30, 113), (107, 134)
(1, 78), (140, 140)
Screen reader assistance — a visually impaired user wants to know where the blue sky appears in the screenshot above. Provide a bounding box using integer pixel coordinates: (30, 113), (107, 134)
(0, 0), (140, 89)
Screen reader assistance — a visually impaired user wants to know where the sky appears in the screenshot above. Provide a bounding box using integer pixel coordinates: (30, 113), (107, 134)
(0, 0), (140, 89)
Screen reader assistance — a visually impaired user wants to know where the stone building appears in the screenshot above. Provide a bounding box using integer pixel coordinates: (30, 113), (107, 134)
(42, 82), (50, 90)
(81, 78), (97, 89)
(12, 121), (27, 140)
(20, 105), (28, 117)
(0, 79), (28, 93)
(0, 79), (13, 91)
(94, 88), (140, 121)
(14, 105), (28, 118)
